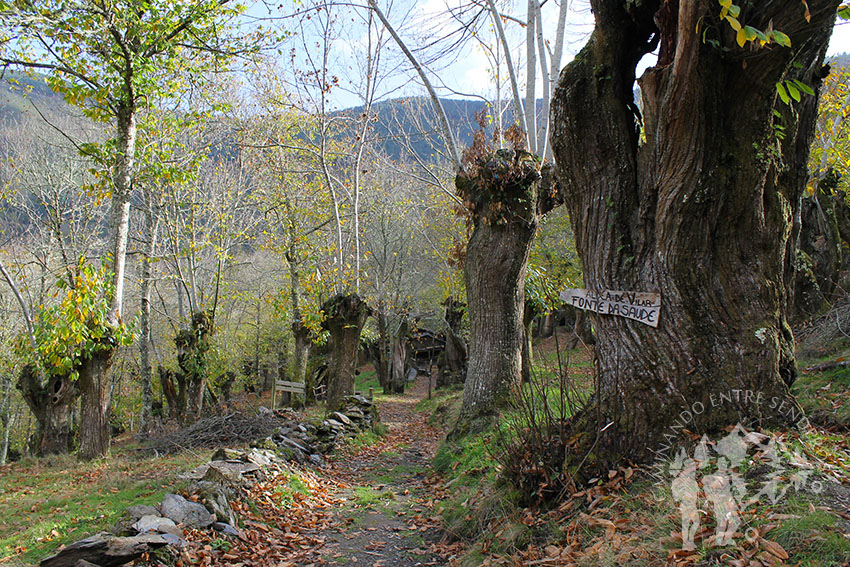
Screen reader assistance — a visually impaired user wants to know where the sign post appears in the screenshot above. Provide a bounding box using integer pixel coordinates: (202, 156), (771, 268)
(559, 288), (661, 327)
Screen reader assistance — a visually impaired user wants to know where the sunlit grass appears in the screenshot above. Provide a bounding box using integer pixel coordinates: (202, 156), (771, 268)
(0, 447), (208, 565)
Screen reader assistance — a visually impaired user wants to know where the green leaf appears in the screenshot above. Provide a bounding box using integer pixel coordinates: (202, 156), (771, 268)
(773, 30), (792, 47)
(786, 81), (801, 102)
(792, 79), (815, 96)
(743, 26), (759, 42)
(776, 82), (791, 105)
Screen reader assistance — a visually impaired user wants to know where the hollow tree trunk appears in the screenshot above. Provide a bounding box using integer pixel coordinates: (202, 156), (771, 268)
(292, 320), (311, 396)
(288, 249), (312, 402)
(17, 365), (78, 456)
(451, 151), (557, 436)
(261, 364), (275, 394)
(77, 349), (116, 460)
(322, 294), (371, 411)
(550, 0), (837, 466)
(158, 367), (185, 421)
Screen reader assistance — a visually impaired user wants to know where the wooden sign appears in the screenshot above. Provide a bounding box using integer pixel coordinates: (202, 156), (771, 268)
(272, 379), (306, 409)
(559, 288), (661, 327)
(275, 380), (306, 394)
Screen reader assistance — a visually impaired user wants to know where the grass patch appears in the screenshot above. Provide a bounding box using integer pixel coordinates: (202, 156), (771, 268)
(417, 385), (463, 428)
(352, 486), (395, 507)
(0, 448), (207, 565)
(761, 493), (850, 565)
(355, 369), (381, 396)
(793, 364), (850, 428)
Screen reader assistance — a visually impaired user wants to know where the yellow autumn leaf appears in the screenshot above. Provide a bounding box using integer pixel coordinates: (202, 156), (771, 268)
(736, 27), (747, 47)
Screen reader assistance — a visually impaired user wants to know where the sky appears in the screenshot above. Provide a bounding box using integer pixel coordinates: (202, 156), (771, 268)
(257, 0), (850, 110)
(423, 2), (850, 104)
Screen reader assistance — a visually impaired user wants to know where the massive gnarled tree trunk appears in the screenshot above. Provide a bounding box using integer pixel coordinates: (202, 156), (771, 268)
(387, 316), (410, 394)
(322, 294), (371, 411)
(17, 365), (77, 456)
(550, 0), (837, 465)
(451, 150), (558, 436)
(77, 348), (116, 460)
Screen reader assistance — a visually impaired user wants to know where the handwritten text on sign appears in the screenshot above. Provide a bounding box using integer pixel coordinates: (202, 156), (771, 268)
(559, 288), (661, 328)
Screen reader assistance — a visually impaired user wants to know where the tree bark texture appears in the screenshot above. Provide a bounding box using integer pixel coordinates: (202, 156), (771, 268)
(388, 316), (410, 394)
(322, 294), (371, 411)
(77, 348), (116, 460)
(16, 365), (77, 456)
(452, 151), (558, 436)
(550, 0), (837, 465)
(158, 367), (185, 421)
(138, 206), (159, 435)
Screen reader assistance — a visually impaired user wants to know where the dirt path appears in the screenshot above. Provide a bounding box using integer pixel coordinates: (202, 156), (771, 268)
(313, 375), (446, 566)
(194, 376), (449, 567)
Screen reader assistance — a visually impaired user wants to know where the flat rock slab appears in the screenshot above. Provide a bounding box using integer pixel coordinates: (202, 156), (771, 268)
(161, 493), (213, 529)
(132, 515), (181, 536)
(40, 532), (172, 567)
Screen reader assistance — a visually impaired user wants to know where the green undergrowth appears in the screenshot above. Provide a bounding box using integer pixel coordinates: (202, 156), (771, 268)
(352, 486), (396, 507)
(793, 363), (850, 428)
(273, 472), (310, 509)
(428, 377), (567, 558)
(766, 493), (850, 565)
(344, 424), (388, 453)
(426, 346), (850, 565)
(0, 447), (208, 566)
(417, 384), (463, 427)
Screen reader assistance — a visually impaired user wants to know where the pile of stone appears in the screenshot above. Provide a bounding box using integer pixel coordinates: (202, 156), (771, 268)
(314, 394), (379, 446)
(42, 493), (234, 567)
(252, 394), (380, 463)
(40, 449), (276, 567)
(41, 396), (380, 567)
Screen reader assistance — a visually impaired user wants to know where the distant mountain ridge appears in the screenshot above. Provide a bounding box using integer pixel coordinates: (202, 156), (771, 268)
(0, 73), (524, 163)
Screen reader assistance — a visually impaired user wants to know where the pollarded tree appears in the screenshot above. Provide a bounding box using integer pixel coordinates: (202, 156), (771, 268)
(550, 0), (839, 466)
(321, 294), (372, 411)
(450, 130), (559, 436)
(0, 0), (251, 459)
